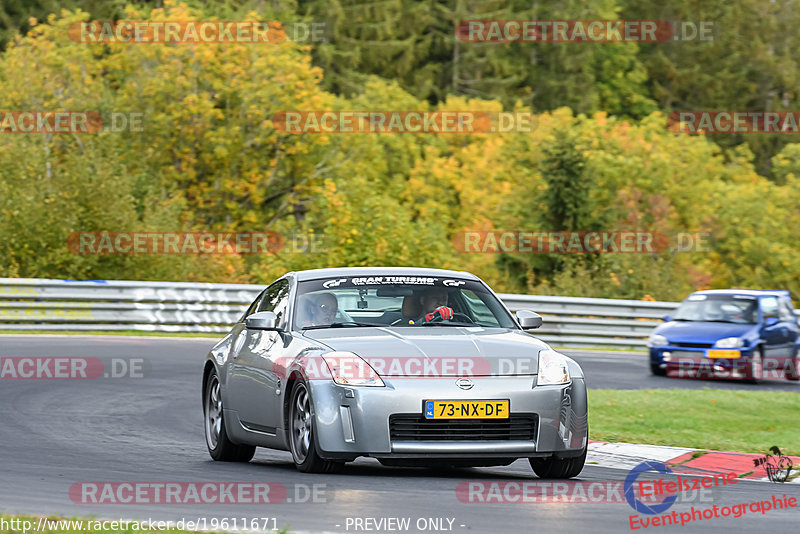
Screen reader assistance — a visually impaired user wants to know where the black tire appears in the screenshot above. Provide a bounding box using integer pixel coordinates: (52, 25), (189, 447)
(786, 353), (800, 381)
(530, 447), (587, 479)
(204, 370), (256, 462)
(288, 381), (342, 473)
(650, 363), (666, 376)
(746, 349), (764, 384)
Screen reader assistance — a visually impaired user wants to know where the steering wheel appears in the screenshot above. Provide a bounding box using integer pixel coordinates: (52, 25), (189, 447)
(390, 312), (474, 325)
(450, 312), (474, 323)
(423, 311), (475, 324)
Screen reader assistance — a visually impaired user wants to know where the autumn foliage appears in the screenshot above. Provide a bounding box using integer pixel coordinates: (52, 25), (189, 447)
(1, 4), (799, 301)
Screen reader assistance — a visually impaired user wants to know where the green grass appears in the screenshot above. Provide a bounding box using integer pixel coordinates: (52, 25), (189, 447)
(589, 388), (800, 456)
(0, 330), (218, 338)
(0, 515), (290, 534)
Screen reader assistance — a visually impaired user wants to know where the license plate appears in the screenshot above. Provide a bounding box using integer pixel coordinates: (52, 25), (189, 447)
(707, 349), (740, 359)
(424, 400), (509, 419)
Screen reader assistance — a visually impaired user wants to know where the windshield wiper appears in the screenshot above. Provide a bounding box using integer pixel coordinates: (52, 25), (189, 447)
(302, 321), (377, 330)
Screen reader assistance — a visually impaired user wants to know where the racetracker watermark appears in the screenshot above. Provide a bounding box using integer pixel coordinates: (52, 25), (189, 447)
(69, 482), (327, 504)
(0, 111), (143, 134)
(666, 356), (800, 380)
(456, 20), (714, 42)
(668, 111), (800, 134)
(453, 231), (712, 254)
(1, 517), (280, 534)
(273, 355), (548, 380)
(456, 480), (718, 504)
(0, 357), (147, 379)
(67, 232), (326, 255)
(68, 21), (327, 43)
(273, 111), (536, 134)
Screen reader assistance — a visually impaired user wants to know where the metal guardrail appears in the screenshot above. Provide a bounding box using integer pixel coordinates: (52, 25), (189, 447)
(0, 278), (683, 348)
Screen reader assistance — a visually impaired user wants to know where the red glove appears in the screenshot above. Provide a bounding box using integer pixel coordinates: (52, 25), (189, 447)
(425, 306), (453, 322)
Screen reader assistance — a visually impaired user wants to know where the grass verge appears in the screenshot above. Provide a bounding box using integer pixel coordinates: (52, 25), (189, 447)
(588, 388), (800, 456)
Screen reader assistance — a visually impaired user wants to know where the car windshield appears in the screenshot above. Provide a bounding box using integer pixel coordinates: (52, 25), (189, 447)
(672, 294), (757, 324)
(294, 276), (517, 330)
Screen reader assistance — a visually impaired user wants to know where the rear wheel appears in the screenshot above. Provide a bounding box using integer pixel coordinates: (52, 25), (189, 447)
(288, 381), (342, 473)
(530, 447), (587, 479)
(204, 371), (256, 462)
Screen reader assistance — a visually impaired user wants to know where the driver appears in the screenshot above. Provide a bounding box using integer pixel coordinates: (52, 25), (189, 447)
(417, 287), (453, 323)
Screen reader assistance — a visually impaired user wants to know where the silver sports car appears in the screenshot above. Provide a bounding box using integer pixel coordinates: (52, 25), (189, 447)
(203, 267), (588, 477)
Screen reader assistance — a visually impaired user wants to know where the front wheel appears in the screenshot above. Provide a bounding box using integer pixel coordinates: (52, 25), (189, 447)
(204, 370), (256, 462)
(530, 448), (587, 479)
(747, 350), (764, 384)
(786, 353), (800, 381)
(650, 363), (666, 376)
(288, 381), (342, 473)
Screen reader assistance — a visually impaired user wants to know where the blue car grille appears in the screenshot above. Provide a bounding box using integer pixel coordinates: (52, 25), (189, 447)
(672, 342), (714, 348)
(389, 414), (537, 441)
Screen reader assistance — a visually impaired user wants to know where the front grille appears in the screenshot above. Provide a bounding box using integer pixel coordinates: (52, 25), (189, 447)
(389, 414), (537, 441)
(672, 342), (713, 348)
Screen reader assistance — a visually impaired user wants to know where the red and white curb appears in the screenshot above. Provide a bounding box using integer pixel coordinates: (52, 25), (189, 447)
(588, 440), (800, 483)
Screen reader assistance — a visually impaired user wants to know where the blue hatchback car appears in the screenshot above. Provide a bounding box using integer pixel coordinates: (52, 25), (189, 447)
(648, 289), (800, 381)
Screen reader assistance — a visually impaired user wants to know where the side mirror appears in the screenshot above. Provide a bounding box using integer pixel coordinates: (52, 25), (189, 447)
(246, 311), (279, 330)
(517, 310), (543, 330)
(663, 314), (672, 322)
(764, 317), (779, 327)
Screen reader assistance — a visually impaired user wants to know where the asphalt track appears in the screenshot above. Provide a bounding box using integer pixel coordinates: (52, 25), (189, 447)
(1, 335), (798, 534)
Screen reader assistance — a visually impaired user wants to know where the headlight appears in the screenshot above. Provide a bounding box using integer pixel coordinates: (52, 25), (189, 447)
(320, 351), (385, 387)
(538, 349), (570, 385)
(715, 337), (744, 348)
(647, 334), (668, 347)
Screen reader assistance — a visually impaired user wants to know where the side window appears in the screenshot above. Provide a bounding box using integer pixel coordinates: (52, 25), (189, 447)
(779, 299), (795, 322)
(242, 290), (266, 321)
(258, 279), (290, 326)
(460, 290), (501, 327)
(760, 297), (779, 320)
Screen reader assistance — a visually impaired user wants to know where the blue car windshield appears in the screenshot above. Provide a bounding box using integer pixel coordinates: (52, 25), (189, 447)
(673, 294), (757, 324)
(294, 276), (517, 330)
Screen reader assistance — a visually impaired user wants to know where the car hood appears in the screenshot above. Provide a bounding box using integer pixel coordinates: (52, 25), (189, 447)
(655, 321), (757, 343)
(301, 326), (548, 376)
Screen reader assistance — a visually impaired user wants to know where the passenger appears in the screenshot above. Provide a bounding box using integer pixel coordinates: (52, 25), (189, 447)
(297, 293), (338, 327)
(310, 293), (338, 325)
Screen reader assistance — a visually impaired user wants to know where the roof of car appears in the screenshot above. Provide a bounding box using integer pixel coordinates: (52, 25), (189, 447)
(291, 266), (480, 282)
(692, 289), (791, 298)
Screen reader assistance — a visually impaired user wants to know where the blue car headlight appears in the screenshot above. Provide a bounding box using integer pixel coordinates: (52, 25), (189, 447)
(647, 334), (668, 347)
(715, 337), (744, 348)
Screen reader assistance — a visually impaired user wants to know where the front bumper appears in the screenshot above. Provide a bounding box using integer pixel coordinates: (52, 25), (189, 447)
(650, 346), (755, 378)
(307, 376), (587, 460)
